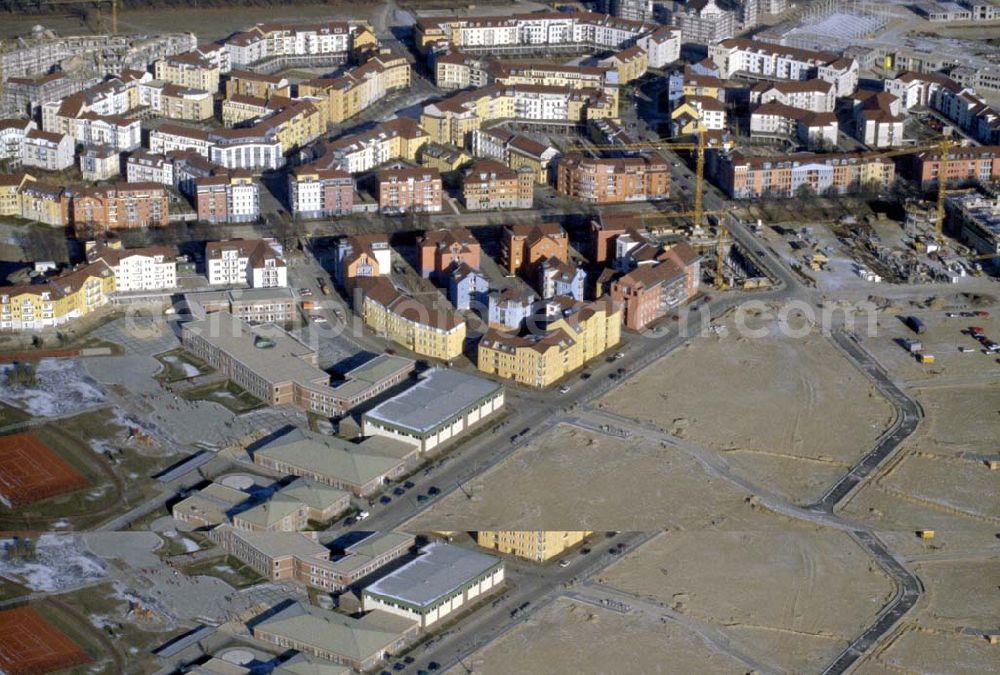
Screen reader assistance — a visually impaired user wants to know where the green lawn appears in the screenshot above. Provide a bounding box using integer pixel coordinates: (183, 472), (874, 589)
(154, 349), (213, 383)
(181, 380), (265, 413)
(180, 555), (266, 589)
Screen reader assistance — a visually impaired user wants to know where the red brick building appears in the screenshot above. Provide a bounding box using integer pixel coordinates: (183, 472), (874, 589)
(70, 182), (169, 234)
(376, 167), (442, 214)
(907, 145), (1000, 190)
(610, 242), (701, 330)
(417, 227), (481, 278)
(556, 153), (670, 204)
(501, 222), (570, 278)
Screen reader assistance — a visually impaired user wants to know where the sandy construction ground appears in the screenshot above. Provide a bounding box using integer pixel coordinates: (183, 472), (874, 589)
(599, 530), (896, 674)
(405, 424), (808, 531)
(864, 626), (999, 675)
(862, 294), (1000, 386)
(596, 316), (893, 503)
(448, 597), (747, 675)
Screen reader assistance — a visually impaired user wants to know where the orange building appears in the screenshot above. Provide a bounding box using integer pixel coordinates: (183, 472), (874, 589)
(610, 242), (701, 330)
(556, 153), (670, 204)
(417, 227), (481, 278)
(502, 223), (570, 278)
(70, 183), (169, 233)
(908, 145), (1000, 190)
(376, 167), (442, 214)
(461, 159), (534, 210)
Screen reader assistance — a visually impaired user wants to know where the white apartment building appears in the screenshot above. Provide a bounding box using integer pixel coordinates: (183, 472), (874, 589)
(149, 125), (215, 158)
(710, 39), (858, 96)
(750, 79), (835, 113)
(884, 71), (962, 111)
(0, 118), (35, 167)
(209, 134), (285, 172)
(637, 25), (681, 69)
(749, 103), (838, 149)
(206, 239), (287, 288)
(127, 151), (173, 185)
(68, 113), (142, 152)
(90, 245), (178, 292)
(22, 129), (74, 171)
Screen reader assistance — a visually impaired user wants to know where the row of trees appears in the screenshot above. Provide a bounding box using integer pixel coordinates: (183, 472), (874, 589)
(3, 537), (36, 562)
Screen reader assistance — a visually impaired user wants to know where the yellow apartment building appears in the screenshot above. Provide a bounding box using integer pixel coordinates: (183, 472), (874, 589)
(154, 52), (221, 94)
(225, 69), (291, 101)
(300, 53), (411, 125)
(477, 531), (594, 561)
(0, 260), (115, 331)
(600, 45), (649, 84)
(221, 95), (270, 127)
(0, 173), (35, 216)
(358, 276), (466, 362)
(478, 298), (621, 387)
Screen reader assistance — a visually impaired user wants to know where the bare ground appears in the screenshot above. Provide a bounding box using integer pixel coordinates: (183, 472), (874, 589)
(597, 316), (893, 503)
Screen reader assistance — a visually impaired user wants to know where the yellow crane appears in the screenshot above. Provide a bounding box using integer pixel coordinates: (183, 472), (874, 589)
(37, 0), (118, 34)
(877, 137), (956, 246)
(589, 127), (734, 288)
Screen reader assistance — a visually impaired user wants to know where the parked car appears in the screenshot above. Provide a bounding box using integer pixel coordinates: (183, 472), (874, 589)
(403, 481), (415, 489)
(558, 385), (571, 394)
(379, 495), (392, 504)
(393, 487), (405, 496)
(427, 486), (440, 496)
(558, 559), (571, 568)
(356, 510), (370, 521)
(416, 494), (429, 503)
(310, 314), (327, 323)
(299, 288), (313, 296)
(958, 346), (975, 353)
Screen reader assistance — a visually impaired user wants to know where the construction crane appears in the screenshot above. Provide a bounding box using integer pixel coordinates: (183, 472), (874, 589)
(37, 0), (118, 34)
(589, 127), (734, 288)
(872, 137), (959, 247)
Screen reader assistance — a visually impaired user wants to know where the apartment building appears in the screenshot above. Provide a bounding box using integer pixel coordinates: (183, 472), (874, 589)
(376, 167), (443, 214)
(336, 234), (391, 289)
(299, 51), (410, 125)
(557, 153), (670, 204)
(19, 182), (69, 226)
(304, 117), (429, 175)
(288, 165), (354, 218)
(209, 127), (285, 172)
(539, 259), (586, 300)
(599, 45), (648, 84)
(138, 80), (214, 121)
(126, 151), (173, 185)
(478, 297), (621, 387)
(0, 119), (35, 168)
(610, 242), (701, 330)
(363, 543), (504, 629)
(85, 240), (177, 292)
(357, 276), (466, 361)
(471, 126), (561, 183)
(415, 11), (656, 55)
(609, 0), (653, 22)
(709, 39), (859, 96)
(362, 368), (504, 453)
(749, 103), (838, 149)
(934, 86), (1000, 145)
(420, 84), (616, 148)
(206, 239), (286, 287)
(0, 260), (114, 331)
(225, 20), (368, 69)
(79, 145), (120, 181)
(667, 65), (725, 106)
(225, 69), (291, 100)
(2, 71), (90, 118)
(717, 151), (896, 199)
(849, 91), (905, 149)
(884, 71), (962, 111)
(750, 79), (835, 113)
(461, 159), (534, 211)
(637, 25), (682, 69)
(436, 54), (617, 94)
(69, 183), (169, 233)
(65, 113), (141, 153)
(946, 190), (1000, 255)
(418, 227), (481, 278)
(503, 223), (570, 278)
(672, 0), (736, 45)
(0, 173), (35, 216)
(448, 264), (490, 311)
(476, 531), (593, 561)
(22, 129), (74, 171)
(670, 95), (727, 134)
(184, 288), (298, 325)
(906, 145), (1000, 189)
(149, 124), (215, 159)
(419, 142), (472, 172)
(155, 51), (221, 93)
(220, 94), (269, 127)
(488, 287), (537, 330)
(194, 171), (260, 223)
(42, 76), (140, 135)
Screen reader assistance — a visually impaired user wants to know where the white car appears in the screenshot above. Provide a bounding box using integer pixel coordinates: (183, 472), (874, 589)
(558, 559), (571, 568)
(311, 314), (328, 323)
(558, 385), (571, 394)
(356, 510), (370, 521)
(958, 346), (974, 353)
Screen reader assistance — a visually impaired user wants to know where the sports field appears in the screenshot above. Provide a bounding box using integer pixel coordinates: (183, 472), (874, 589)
(0, 432), (90, 507)
(0, 606), (91, 674)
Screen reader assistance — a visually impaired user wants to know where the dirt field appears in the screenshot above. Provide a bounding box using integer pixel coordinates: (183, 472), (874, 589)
(405, 424), (804, 531)
(865, 626), (999, 675)
(448, 597), (747, 675)
(599, 530), (896, 674)
(862, 295), (1000, 386)
(596, 315), (893, 503)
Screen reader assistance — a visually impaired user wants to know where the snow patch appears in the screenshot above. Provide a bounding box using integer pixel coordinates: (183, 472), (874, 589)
(0, 359), (105, 417)
(0, 534), (106, 592)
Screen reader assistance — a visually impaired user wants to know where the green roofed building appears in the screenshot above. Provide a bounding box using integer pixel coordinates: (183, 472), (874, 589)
(252, 602), (419, 672)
